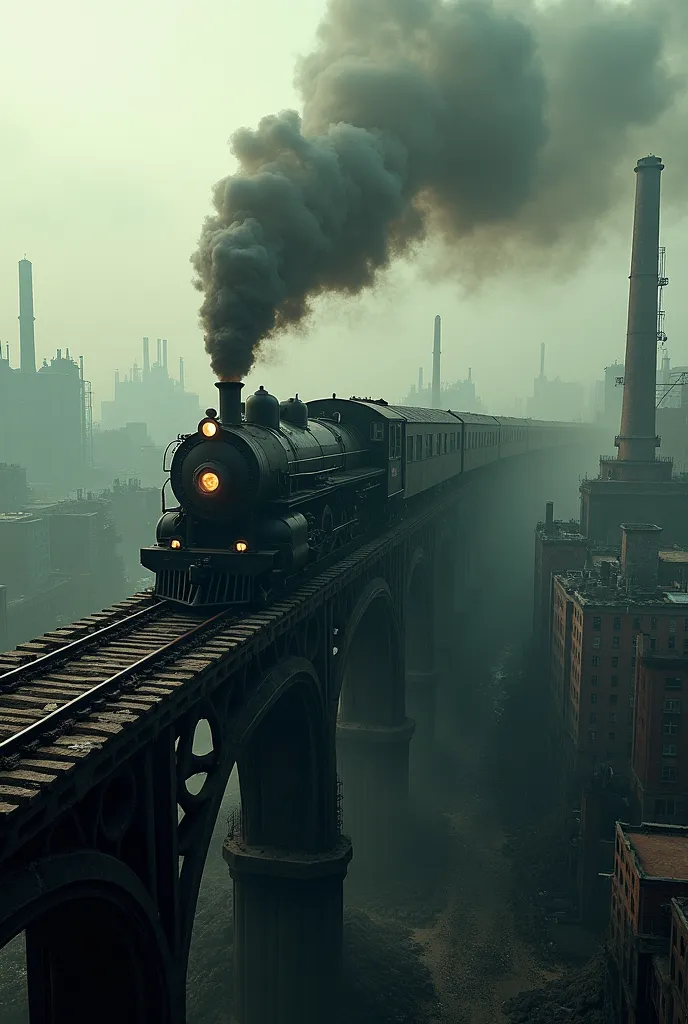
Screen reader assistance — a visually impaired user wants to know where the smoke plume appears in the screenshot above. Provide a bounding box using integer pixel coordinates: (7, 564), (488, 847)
(192, 0), (688, 381)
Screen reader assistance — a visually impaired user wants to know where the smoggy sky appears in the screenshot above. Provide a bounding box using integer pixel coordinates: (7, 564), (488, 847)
(1, 0), (687, 422)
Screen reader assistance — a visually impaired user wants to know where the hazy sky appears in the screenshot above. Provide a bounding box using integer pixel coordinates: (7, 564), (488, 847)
(1, 0), (687, 421)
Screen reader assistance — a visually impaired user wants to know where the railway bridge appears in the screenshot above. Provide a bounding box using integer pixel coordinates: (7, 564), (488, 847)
(0, 438), (599, 1024)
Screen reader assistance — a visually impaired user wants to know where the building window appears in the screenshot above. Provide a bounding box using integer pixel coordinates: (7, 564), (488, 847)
(661, 765), (678, 782)
(666, 678), (683, 691)
(612, 657), (619, 667)
(669, 636), (677, 650)
(671, 619), (677, 635)
(609, 732), (615, 741)
(610, 694), (618, 705)
(610, 713), (617, 723)
(589, 731), (597, 742)
(590, 712), (597, 724)
(592, 656), (600, 666)
(663, 744), (678, 757)
(593, 637), (601, 649)
(594, 616), (602, 630)
(664, 699), (682, 714)
(652, 617), (658, 628)
(611, 675), (619, 686)
(634, 617), (641, 631)
(591, 693), (598, 704)
(650, 638), (658, 651)
(591, 675), (598, 686)
(415, 435), (423, 460)
(614, 616), (621, 631)
(663, 719), (679, 735)
(612, 636), (620, 649)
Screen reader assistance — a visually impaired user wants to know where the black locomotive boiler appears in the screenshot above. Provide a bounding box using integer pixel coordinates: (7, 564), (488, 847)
(142, 381), (584, 608)
(141, 382), (387, 607)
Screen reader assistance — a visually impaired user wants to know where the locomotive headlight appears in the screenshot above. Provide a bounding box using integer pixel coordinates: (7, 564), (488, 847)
(197, 469), (221, 494)
(170, 538), (182, 550)
(200, 419), (219, 438)
(235, 540), (248, 553)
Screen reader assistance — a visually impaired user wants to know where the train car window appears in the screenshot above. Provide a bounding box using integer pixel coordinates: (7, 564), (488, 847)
(436, 432), (441, 454)
(389, 424), (402, 459)
(425, 434), (433, 458)
(449, 433), (455, 453)
(407, 436), (414, 462)
(444, 433), (448, 454)
(370, 422), (384, 441)
(416, 435), (423, 460)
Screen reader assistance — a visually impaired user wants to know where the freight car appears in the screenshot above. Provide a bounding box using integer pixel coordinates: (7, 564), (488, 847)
(141, 382), (582, 608)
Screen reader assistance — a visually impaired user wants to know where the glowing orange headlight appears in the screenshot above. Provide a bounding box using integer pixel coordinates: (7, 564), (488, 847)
(170, 538), (182, 550)
(201, 419), (218, 438)
(197, 470), (220, 494)
(235, 540), (248, 553)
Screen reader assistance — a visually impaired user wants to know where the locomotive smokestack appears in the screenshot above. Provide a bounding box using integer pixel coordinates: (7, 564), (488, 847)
(18, 258), (36, 374)
(432, 315), (441, 409)
(617, 156), (664, 466)
(216, 381), (244, 425)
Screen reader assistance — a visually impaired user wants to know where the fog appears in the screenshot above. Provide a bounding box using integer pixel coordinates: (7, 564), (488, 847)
(1, 0), (688, 418)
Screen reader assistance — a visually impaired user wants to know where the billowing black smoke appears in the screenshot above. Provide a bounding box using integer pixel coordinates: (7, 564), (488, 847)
(191, 0), (687, 380)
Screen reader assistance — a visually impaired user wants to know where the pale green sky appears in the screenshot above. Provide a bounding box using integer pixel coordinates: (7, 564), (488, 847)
(1, 0), (687, 420)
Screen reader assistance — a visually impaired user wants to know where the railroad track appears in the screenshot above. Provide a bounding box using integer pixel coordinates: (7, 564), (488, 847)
(0, 596), (230, 766)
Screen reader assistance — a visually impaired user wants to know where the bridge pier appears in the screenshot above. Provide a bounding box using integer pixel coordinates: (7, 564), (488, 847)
(223, 837), (352, 1024)
(336, 718), (415, 860)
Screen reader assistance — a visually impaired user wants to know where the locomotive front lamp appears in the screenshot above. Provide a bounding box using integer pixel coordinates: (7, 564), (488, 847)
(197, 470), (220, 494)
(201, 419), (219, 438)
(170, 538), (182, 550)
(235, 540), (248, 553)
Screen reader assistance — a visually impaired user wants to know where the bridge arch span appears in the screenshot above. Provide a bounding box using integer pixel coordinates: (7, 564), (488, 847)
(337, 578), (404, 726)
(0, 850), (176, 1024)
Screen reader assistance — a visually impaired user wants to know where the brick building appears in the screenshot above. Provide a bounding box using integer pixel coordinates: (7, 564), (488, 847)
(633, 640), (688, 827)
(550, 525), (688, 782)
(608, 823), (688, 1024)
(533, 501), (587, 666)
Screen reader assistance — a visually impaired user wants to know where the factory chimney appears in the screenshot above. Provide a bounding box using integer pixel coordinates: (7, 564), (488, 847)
(540, 343), (545, 378)
(418, 366), (423, 396)
(432, 315), (441, 409)
(156, 338), (162, 366)
(162, 338), (168, 374)
(616, 156), (665, 469)
(143, 337), (150, 376)
(18, 258), (36, 373)
(179, 357), (185, 390)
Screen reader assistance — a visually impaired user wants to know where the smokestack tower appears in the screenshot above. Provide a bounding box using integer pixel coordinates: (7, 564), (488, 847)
(162, 338), (168, 374)
(432, 315), (441, 409)
(179, 357), (185, 390)
(156, 338), (162, 366)
(616, 156), (664, 469)
(143, 337), (150, 376)
(418, 367), (423, 395)
(18, 258), (36, 374)
(540, 342), (545, 378)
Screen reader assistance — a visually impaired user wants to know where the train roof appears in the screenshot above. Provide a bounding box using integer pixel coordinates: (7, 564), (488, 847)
(347, 400), (498, 426)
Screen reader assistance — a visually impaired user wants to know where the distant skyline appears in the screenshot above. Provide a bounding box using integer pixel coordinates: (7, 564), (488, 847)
(1, 0), (688, 422)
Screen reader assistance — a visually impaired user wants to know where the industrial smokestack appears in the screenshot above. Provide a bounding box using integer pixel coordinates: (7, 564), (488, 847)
(143, 337), (150, 375)
(156, 338), (162, 366)
(545, 501), (554, 534)
(179, 357), (185, 390)
(617, 156), (664, 465)
(18, 259), (36, 374)
(432, 315), (441, 409)
(540, 342), (545, 378)
(418, 367), (423, 396)
(162, 338), (168, 374)
(216, 381), (243, 425)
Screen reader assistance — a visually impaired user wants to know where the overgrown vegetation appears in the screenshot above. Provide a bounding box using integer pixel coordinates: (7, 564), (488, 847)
(503, 953), (606, 1024)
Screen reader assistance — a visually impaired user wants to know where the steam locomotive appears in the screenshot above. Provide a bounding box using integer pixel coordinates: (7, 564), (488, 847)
(140, 381), (582, 608)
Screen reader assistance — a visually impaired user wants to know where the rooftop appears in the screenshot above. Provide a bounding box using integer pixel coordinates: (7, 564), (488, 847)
(621, 823), (688, 880)
(535, 519), (585, 542)
(554, 567), (687, 609)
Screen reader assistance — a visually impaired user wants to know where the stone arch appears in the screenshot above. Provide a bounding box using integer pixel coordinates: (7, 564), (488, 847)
(233, 656), (335, 851)
(0, 851), (177, 1024)
(406, 548), (434, 674)
(337, 578), (404, 727)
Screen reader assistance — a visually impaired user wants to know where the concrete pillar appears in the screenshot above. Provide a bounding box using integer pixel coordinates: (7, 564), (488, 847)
(224, 838), (353, 1024)
(336, 719), (415, 857)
